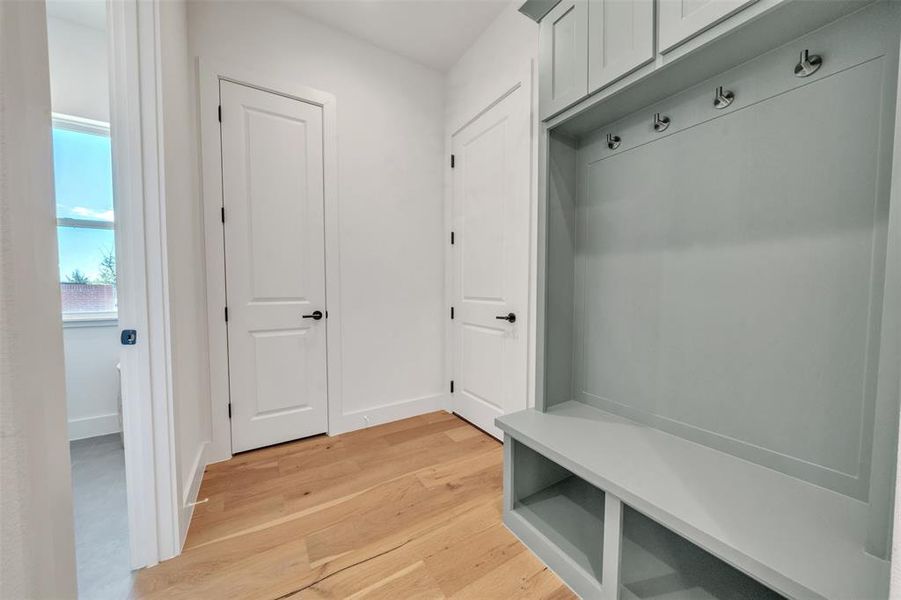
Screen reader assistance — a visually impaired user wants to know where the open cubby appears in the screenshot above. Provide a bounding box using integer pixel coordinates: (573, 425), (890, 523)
(501, 2), (901, 599)
(511, 440), (605, 584)
(621, 506), (783, 600)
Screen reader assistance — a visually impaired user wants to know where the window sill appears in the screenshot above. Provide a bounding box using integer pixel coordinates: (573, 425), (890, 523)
(62, 315), (119, 329)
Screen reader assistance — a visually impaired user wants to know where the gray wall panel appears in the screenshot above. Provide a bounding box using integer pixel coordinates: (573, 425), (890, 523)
(544, 133), (579, 409)
(572, 57), (893, 498)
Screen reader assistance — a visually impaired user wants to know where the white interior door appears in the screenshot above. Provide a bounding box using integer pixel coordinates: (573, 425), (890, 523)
(452, 84), (530, 439)
(220, 80), (328, 453)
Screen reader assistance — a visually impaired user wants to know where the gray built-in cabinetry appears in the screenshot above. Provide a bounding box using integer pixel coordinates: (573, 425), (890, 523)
(505, 1), (901, 598)
(541, 0), (656, 118)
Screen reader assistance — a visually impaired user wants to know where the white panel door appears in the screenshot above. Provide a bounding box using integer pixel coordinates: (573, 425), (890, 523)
(658, 0), (758, 52)
(452, 84), (530, 439)
(220, 80), (328, 453)
(588, 0), (655, 94)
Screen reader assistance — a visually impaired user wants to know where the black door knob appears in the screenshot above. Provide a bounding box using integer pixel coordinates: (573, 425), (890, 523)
(495, 312), (516, 323)
(302, 310), (323, 320)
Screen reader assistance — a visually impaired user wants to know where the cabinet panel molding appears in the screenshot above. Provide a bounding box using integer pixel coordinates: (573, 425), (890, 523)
(658, 0), (757, 52)
(588, 0), (655, 94)
(539, 0), (589, 120)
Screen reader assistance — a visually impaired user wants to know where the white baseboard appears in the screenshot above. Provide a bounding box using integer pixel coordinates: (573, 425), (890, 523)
(68, 412), (120, 441)
(179, 442), (208, 550)
(329, 393), (446, 436)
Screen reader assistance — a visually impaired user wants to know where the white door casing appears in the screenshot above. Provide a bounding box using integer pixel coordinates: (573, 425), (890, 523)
(452, 83), (531, 439)
(220, 80), (328, 453)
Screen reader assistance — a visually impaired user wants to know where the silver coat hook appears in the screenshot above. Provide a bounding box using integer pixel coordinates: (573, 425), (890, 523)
(713, 85), (734, 109)
(653, 113), (670, 133)
(607, 133), (621, 150)
(794, 49), (822, 77)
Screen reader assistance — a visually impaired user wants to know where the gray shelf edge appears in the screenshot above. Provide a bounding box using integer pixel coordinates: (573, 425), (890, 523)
(518, 0), (561, 23)
(497, 409), (818, 600)
(503, 509), (605, 599)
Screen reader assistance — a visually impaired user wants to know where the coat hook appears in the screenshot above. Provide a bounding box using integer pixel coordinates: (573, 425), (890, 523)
(713, 85), (734, 110)
(607, 133), (621, 150)
(653, 113), (670, 133)
(794, 49), (822, 77)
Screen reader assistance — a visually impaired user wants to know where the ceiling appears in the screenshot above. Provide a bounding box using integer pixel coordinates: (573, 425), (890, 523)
(278, 0), (510, 71)
(45, 0), (107, 30)
(43, 0), (511, 72)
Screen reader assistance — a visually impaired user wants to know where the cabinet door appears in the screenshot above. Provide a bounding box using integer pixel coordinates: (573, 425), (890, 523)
(539, 0), (589, 120)
(658, 0), (757, 52)
(588, 0), (654, 94)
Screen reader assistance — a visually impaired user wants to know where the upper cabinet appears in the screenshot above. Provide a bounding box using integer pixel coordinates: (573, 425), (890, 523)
(540, 0), (655, 120)
(539, 0), (589, 120)
(587, 0), (655, 95)
(657, 0), (757, 52)
(535, 0), (773, 120)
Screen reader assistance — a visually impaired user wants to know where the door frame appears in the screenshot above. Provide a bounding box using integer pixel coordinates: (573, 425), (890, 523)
(445, 62), (539, 418)
(107, 0), (179, 567)
(197, 59), (342, 462)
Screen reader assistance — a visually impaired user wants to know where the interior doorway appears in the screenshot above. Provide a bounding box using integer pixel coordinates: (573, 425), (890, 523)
(199, 64), (341, 461)
(44, 0), (180, 594)
(45, 3), (133, 597)
(219, 80), (330, 452)
(450, 79), (532, 439)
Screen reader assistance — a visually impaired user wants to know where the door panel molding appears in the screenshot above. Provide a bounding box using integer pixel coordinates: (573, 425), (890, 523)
(198, 59), (341, 462)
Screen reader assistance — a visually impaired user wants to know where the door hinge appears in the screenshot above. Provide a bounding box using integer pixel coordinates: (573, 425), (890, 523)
(450, 306), (454, 319)
(450, 154), (455, 168)
(450, 231), (455, 245)
(228, 403), (231, 419)
(218, 105), (222, 122)
(221, 206), (225, 223)
(224, 306), (229, 322)
(450, 380), (454, 394)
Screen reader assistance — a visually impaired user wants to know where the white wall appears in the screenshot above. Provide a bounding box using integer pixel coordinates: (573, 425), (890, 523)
(46, 13), (123, 441)
(63, 324), (121, 439)
(46, 16), (109, 122)
(158, 0), (212, 544)
(187, 0), (446, 438)
(445, 2), (537, 134)
(0, 1), (78, 596)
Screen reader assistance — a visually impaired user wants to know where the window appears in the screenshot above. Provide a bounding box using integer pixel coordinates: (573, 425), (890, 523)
(52, 115), (117, 320)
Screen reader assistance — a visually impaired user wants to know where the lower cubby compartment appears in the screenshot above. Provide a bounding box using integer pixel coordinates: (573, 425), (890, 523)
(516, 476), (605, 581)
(509, 439), (605, 590)
(504, 433), (794, 599)
(498, 404), (890, 598)
(621, 506), (784, 600)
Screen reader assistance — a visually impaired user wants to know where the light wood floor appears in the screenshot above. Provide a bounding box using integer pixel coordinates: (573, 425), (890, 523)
(133, 411), (575, 599)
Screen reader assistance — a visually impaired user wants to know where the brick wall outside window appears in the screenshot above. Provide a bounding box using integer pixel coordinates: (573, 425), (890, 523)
(60, 283), (117, 314)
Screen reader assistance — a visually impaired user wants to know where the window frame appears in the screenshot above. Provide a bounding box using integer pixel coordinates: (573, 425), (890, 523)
(52, 113), (118, 323)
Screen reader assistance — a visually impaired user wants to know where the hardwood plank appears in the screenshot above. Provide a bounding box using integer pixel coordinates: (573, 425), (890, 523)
(449, 549), (569, 599)
(444, 425), (484, 442)
(286, 549), (442, 600)
(133, 412), (576, 600)
(422, 522), (524, 597)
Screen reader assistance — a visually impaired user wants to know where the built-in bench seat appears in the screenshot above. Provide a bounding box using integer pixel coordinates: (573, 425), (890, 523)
(496, 401), (889, 599)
